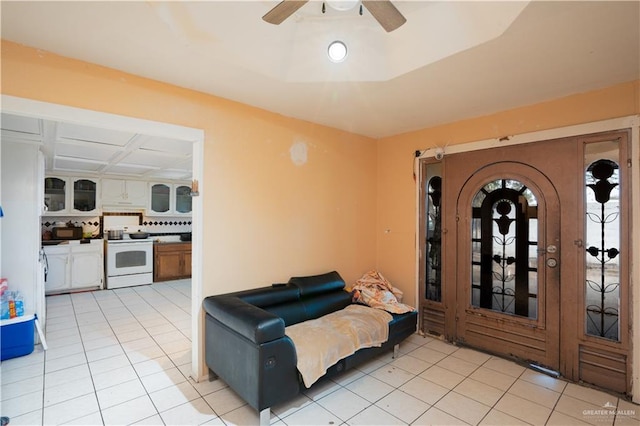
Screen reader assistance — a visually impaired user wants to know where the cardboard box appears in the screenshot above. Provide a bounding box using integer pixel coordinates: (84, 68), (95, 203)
(0, 314), (35, 361)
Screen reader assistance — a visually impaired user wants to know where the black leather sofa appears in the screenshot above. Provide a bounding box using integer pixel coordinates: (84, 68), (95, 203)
(202, 271), (418, 424)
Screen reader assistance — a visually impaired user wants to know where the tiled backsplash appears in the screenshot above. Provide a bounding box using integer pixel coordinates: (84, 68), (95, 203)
(141, 218), (192, 234)
(41, 216), (102, 238)
(41, 215), (192, 237)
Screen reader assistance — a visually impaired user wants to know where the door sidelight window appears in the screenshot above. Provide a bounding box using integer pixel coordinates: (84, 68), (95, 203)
(584, 141), (621, 341)
(426, 173), (442, 302)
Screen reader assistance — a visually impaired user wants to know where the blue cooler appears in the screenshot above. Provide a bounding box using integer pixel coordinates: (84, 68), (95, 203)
(0, 314), (35, 361)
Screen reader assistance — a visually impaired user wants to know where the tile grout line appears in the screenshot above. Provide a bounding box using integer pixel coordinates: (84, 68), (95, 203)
(43, 293), (100, 425)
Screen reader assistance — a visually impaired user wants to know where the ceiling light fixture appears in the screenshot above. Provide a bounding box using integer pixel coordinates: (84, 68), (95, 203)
(326, 0), (359, 12)
(327, 40), (348, 63)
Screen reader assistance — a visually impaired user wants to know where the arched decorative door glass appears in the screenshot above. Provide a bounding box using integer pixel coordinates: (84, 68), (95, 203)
(471, 179), (539, 319)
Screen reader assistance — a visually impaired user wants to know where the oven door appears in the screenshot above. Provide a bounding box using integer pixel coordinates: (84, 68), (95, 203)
(107, 242), (153, 276)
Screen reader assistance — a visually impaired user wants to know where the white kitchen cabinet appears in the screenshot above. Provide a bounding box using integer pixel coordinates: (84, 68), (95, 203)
(43, 245), (70, 294)
(44, 176), (100, 216)
(71, 177), (100, 214)
(174, 184), (192, 214)
(102, 179), (147, 208)
(44, 176), (67, 214)
(149, 182), (171, 215)
(71, 244), (103, 288)
(148, 182), (192, 215)
(44, 241), (103, 295)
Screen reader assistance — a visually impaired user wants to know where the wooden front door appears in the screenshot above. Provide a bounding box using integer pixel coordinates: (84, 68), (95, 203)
(420, 130), (632, 395)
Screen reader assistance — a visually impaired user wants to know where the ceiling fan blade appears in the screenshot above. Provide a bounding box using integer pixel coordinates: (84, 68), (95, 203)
(262, 0), (309, 25)
(362, 0), (406, 32)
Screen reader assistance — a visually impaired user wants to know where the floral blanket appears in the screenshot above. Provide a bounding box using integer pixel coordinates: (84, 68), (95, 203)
(351, 270), (416, 314)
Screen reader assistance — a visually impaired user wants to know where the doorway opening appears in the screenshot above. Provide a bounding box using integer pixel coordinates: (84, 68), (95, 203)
(1, 95), (206, 381)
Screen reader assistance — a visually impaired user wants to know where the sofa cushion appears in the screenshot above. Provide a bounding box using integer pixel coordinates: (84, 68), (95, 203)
(302, 291), (352, 321)
(263, 302), (308, 327)
(289, 271), (345, 297)
(235, 284), (300, 308)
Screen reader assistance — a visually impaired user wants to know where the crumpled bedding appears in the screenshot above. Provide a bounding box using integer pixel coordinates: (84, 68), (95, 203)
(352, 270), (416, 314)
(285, 304), (392, 388)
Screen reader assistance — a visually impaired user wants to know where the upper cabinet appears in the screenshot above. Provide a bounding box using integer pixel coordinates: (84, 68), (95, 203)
(73, 178), (98, 213)
(44, 176), (100, 216)
(44, 176), (191, 216)
(148, 182), (192, 215)
(102, 179), (147, 209)
(44, 177), (67, 214)
(174, 184), (192, 214)
(149, 183), (171, 214)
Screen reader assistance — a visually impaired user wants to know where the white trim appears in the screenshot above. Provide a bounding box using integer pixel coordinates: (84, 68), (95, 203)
(1, 95), (207, 381)
(1, 95), (202, 141)
(191, 138), (206, 382)
(414, 115), (640, 401)
(416, 116), (640, 160)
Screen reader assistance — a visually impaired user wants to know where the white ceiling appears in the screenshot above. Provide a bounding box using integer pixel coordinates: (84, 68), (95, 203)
(0, 113), (193, 180)
(1, 1), (639, 141)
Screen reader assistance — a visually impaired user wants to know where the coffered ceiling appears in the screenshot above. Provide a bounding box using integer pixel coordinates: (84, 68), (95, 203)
(1, 113), (193, 180)
(1, 1), (639, 140)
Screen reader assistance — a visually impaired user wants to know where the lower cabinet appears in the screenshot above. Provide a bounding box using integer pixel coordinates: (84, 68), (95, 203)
(71, 246), (104, 289)
(44, 246), (70, 294)
(154, 242), (192, 282)
(44, 242), (104, 295)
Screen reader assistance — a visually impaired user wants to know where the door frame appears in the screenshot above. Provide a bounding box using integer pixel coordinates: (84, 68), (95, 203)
(1, 95), (207, 382)
(415, 115), (640, 403)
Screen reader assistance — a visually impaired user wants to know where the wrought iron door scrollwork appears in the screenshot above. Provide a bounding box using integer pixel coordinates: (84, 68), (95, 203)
(585, 159), (620, 340)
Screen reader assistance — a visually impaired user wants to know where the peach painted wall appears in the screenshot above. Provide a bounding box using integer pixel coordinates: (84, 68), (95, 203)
(3, 40), (638, 309)
(376, 80), (640, 307)
(0, 40), (378, 294)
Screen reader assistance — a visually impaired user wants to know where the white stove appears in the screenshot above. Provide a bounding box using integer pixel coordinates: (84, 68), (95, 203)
(104, 216), (153, 289)
(106, 234), (150, 244)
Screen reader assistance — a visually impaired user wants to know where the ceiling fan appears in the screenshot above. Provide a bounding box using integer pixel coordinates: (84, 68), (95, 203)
(262, 0), (406, 32)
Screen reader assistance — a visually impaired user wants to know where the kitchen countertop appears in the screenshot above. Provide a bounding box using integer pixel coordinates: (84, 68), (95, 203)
(42, 239), (103, 246)
(153, 237), (191, 243)
(43, 234), (192, 245)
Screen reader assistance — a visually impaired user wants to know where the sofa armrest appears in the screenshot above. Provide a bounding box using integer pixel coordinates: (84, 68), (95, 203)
(203, 296), (285, 344)
(204, 296), (299, 411)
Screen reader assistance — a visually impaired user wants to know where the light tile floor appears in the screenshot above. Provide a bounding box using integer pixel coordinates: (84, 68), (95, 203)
(1, 280), (639, 425)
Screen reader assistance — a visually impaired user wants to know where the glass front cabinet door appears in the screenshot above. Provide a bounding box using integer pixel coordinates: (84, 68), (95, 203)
(149, 183), (172, 215)
(44, 177), (67, 214)
(72, 178), (99, 214)
(174, 185), (192, 214)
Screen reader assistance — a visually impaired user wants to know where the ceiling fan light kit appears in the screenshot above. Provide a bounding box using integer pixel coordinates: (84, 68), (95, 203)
(263, 0), (406, 32)
(326, 0), (359, 12)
